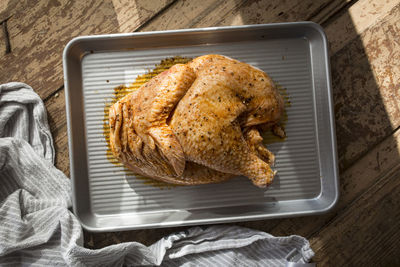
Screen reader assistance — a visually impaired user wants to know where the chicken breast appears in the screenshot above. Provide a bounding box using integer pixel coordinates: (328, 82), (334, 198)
(109, 55), (284, 187)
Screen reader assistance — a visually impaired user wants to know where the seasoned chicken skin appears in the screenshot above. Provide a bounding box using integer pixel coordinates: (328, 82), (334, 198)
(109, 55), (284, 187)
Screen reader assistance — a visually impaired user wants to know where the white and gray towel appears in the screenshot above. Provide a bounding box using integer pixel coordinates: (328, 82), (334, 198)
(0, 82), (315, 266)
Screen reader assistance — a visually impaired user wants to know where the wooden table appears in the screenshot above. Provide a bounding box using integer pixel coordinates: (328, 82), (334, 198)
(1, 0), (399, 265)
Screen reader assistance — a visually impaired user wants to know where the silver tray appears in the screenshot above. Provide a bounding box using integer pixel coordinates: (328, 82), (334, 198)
(63, 22), (339, 232)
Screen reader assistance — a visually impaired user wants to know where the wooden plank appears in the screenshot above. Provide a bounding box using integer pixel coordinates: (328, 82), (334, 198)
(0, 0), (173, 100)
(309, 0), (353, 25)
(110, 0), (177, 33)
(330, 2), (400, 170)
(269, 128), (400, 237)
(0, 21), (5, 55)
(139, 0), (336, 31)
(325, 0), (400, 54)
(0, 0), (20, 22)
(45, 88), (69, 176)
(310, 159), (400, 266)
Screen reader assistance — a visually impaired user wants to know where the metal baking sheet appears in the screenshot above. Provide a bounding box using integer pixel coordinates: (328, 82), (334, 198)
(63, 22), (339, 232)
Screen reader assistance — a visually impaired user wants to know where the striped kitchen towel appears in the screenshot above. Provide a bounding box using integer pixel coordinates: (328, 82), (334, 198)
(0, 82), (314, 266)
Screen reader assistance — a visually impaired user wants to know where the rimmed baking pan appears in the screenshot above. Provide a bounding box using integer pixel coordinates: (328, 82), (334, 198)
(63, 22), (339, 232)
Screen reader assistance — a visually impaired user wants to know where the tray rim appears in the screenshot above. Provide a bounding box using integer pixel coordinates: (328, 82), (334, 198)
(63, 21), (339, 232)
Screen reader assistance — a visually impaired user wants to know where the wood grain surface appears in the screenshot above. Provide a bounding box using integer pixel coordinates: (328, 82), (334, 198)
(139, 0), (338, 31)
(0, 0), (172, 99)
(45, 88), (69, 176)
(310, 131), (400, 266)
(1, 0), (399, 265)
(0, 20), (6, 54)
(330, 1), (400, 170)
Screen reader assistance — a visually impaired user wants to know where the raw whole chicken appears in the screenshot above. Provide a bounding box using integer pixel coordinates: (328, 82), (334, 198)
(109, 55), (284, 188)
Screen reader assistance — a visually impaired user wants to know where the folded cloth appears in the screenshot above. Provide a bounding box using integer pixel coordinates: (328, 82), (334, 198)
(0, 82), (315, 266)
